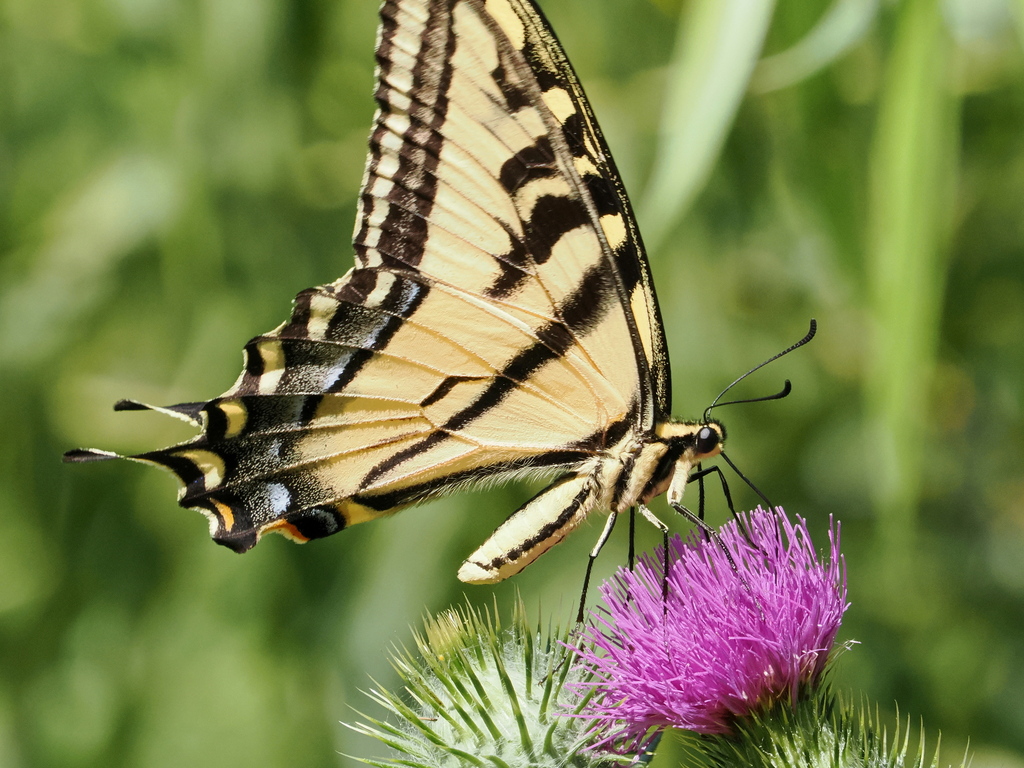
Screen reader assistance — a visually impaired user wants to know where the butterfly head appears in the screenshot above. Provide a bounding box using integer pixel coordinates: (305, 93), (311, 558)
(653, 418), (726, 464)
(694, 420), (725, 459)
(642, 419), (726, 506)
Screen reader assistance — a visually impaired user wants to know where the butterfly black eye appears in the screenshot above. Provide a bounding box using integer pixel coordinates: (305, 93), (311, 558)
(696, 426), (719, 455)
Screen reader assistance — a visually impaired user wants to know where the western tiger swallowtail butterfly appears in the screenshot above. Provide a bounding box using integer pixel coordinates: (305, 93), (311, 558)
(65, 0), (813, 585)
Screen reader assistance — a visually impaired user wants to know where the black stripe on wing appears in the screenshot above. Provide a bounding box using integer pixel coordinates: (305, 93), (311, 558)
(492, 0), (672, 420)
(354, 0), (457, 271)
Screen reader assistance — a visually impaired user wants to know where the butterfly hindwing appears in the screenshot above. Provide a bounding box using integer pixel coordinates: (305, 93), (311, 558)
(69, 0), (672, 560)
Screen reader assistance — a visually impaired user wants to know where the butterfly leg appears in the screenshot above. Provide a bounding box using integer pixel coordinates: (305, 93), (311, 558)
(458, 472), (598, 584)
(670, 500), (766, 617)
(628, 507), (636, 570)
(687, 462), (769, 545)
(669, 502), (744, 579)
(637, 505), (671, 605)
(696, 461), (706, 521)
(687, 464), (737, 522)
(717, 451), (774, 510)
(576, 510), (619, 623)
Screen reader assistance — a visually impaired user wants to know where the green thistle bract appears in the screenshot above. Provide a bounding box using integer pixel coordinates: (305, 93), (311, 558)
(347, 601), (618, 768)
(674, 689), (969, 768)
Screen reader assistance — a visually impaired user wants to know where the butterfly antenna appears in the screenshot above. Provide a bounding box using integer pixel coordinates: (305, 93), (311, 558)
(703, 319), (816, 422)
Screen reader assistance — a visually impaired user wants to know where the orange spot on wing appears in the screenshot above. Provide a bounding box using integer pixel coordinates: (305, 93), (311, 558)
(261, 520), (310, 544)
(211, 499), (235, 532)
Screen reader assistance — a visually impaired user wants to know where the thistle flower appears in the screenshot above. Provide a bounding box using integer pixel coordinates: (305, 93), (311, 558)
(572, 506), (848, 753)
(347, 601), (619, 768)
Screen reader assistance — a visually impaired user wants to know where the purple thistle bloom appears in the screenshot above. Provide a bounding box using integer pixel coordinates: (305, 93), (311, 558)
(572, 507), (848, 752)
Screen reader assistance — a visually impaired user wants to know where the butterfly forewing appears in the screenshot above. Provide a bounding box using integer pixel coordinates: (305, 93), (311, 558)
(496, 0), (671, 420)
(70, 0), (672, 558)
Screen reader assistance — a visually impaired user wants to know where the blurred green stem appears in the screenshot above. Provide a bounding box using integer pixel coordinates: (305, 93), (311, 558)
(866, 0), (958, 575)
(640, 0), (775, 250)
(750, 0), (879, 94)
(1015, 0), (1024, 50)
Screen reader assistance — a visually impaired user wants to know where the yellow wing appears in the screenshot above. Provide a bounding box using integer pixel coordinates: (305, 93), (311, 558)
(66, 0), (671, 554)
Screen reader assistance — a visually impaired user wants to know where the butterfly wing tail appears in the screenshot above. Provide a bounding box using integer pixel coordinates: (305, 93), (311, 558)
(62, 395), (358, 553)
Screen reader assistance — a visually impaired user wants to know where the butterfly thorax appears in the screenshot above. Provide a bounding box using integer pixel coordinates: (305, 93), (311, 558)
(597, 418), (725, 514)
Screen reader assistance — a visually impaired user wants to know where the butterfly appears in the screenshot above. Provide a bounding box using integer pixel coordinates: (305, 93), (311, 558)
(65, 0), (812, 584)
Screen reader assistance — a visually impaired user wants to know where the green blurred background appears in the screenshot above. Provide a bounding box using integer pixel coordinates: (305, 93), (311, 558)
(2, 0), (1023, 765)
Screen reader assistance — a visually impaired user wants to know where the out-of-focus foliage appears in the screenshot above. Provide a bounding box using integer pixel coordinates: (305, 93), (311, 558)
(1, 0), (1022, 766)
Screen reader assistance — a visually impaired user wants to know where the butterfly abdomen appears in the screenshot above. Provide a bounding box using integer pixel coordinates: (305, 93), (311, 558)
(456, 423), (724, 583)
